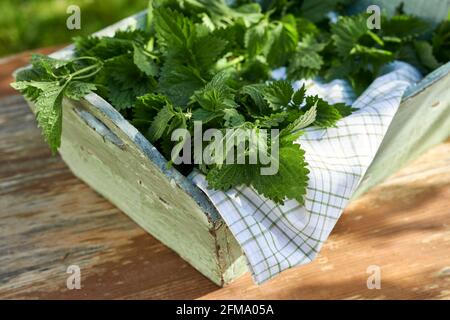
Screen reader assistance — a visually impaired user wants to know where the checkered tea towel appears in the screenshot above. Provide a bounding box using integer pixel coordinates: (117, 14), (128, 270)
(189, 61), (422, 284)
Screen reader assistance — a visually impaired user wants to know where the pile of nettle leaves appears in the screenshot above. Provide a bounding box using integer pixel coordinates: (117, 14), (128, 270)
(12, 0), (450, 204)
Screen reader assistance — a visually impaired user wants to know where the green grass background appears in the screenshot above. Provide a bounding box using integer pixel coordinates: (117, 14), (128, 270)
(0, 0), (147, 57)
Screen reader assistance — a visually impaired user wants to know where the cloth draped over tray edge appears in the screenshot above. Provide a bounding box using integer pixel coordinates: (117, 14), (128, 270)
(189, 61), (422, 284)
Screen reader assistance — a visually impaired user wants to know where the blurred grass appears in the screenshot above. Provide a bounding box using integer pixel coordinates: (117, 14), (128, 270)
(0, 0), (147, 57)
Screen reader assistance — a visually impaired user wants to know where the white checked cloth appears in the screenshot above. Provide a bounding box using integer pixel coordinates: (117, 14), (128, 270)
(189, 61), (422, 284)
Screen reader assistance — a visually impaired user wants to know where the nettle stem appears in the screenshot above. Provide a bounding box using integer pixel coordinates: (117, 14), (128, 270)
(68, 57), (103, 80)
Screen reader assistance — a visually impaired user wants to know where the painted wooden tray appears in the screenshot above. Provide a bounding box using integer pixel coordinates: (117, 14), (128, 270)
(15, 0), (450, 285)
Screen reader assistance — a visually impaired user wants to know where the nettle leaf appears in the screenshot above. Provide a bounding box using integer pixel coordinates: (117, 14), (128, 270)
(65, 81), (97, 100)
(133, 44), (159, 77)
(102, 53), (156, 110)
(414, 40), (442, 71)
(148, 104), (176, 142)
(261, 81), (309, 111)
(190, 0), (263, 28)
(334, 102), (356, 117)
(267, 15), (299, 66)
(262, 80), (294, 110)
(132, 93), (169, 133)
(74, 29), (149, 60)
(284, 102), (317, 134)
(381, 15), (431, 41)
(11, 79), (66, 153)
(292, 84), (306, 106)
(191, 72), (245, 127)
(298, 0), (351, 23)
(31, 54), (71, 73)
(193, 34), (228, 70)
(255, 112), (288, 128)
(432, 20), (450, 62)
(158, 63), (205, 106)
(245, 19), (269, 57)
(33, 81), (67, 153)
(154, 7), (196, 53)
(147, 98), (187, 144)
(206, 139), (309, 205)
(288, 34), (325, 80)
(304, 95), (343, 128)
(154, 6), (228, 106)
(331, 14), (368, 57)
(192, 72), (237, 111)
(252, 141), (309, 204)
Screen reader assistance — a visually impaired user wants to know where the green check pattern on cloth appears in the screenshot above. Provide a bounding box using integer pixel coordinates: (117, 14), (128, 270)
(189, 61), (422, 284)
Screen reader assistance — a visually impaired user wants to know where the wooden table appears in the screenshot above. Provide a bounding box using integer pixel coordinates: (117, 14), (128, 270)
(1, 51), (449, 300)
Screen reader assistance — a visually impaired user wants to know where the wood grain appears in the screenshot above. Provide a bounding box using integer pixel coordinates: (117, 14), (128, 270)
(1, 55), (449, 299)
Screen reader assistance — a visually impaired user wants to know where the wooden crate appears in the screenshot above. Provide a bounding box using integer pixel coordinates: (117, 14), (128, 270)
(16, 1), (450, 286)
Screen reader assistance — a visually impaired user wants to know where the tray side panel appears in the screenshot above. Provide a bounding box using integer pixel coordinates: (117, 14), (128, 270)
(53, 98), (226, 285)
(353, 73), (450, 199)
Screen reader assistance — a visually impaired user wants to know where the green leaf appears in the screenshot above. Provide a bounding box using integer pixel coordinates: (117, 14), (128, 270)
(414, 40), (442, 71)
(74, 29), (149, 60)
(158, 63), (205, 106)
(292, 83), (306, 106)
(65, 81), (97, 100)
(102, 53), (155, 110)
(193, 34), (228, 70)
(245, 19), (269, 58)
(432, 20), (450, 62)
(191, 72), (245, 127)
(223, 108), (245, 127)
(299, 0), (351, 23)
(131, 93), (168, 132)
(331, 14), (368, 57)
(206, 139), (309, 204)
(267, 15), (299, 66)
(31, 54), (71, 72)
(154, 7), (196, 52)
(334, 102), (356, 117)
(133, 44), (159, 77)
(284, 101), (317, 133)
(262, 80), (294, 110)
(381, 15), (431, 41)
(192, 108), (223, 124)
(33, 81), (67, 154)
(148, 105), (187, 144)
(288, 34), (325, 80)
(255, 111), (288, 128)
(304, 95), (343, 128)
(192, 72), (237, 111)
(241, 83), (268, 112)
(148, 103), (176, 142)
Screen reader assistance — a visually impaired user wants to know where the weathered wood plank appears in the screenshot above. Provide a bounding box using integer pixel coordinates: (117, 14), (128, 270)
(1, 95), (449, 299)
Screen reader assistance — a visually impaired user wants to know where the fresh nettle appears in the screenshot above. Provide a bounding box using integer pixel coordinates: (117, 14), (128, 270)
(11, 0), (450, 204)
(12, 55), (102, 153)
